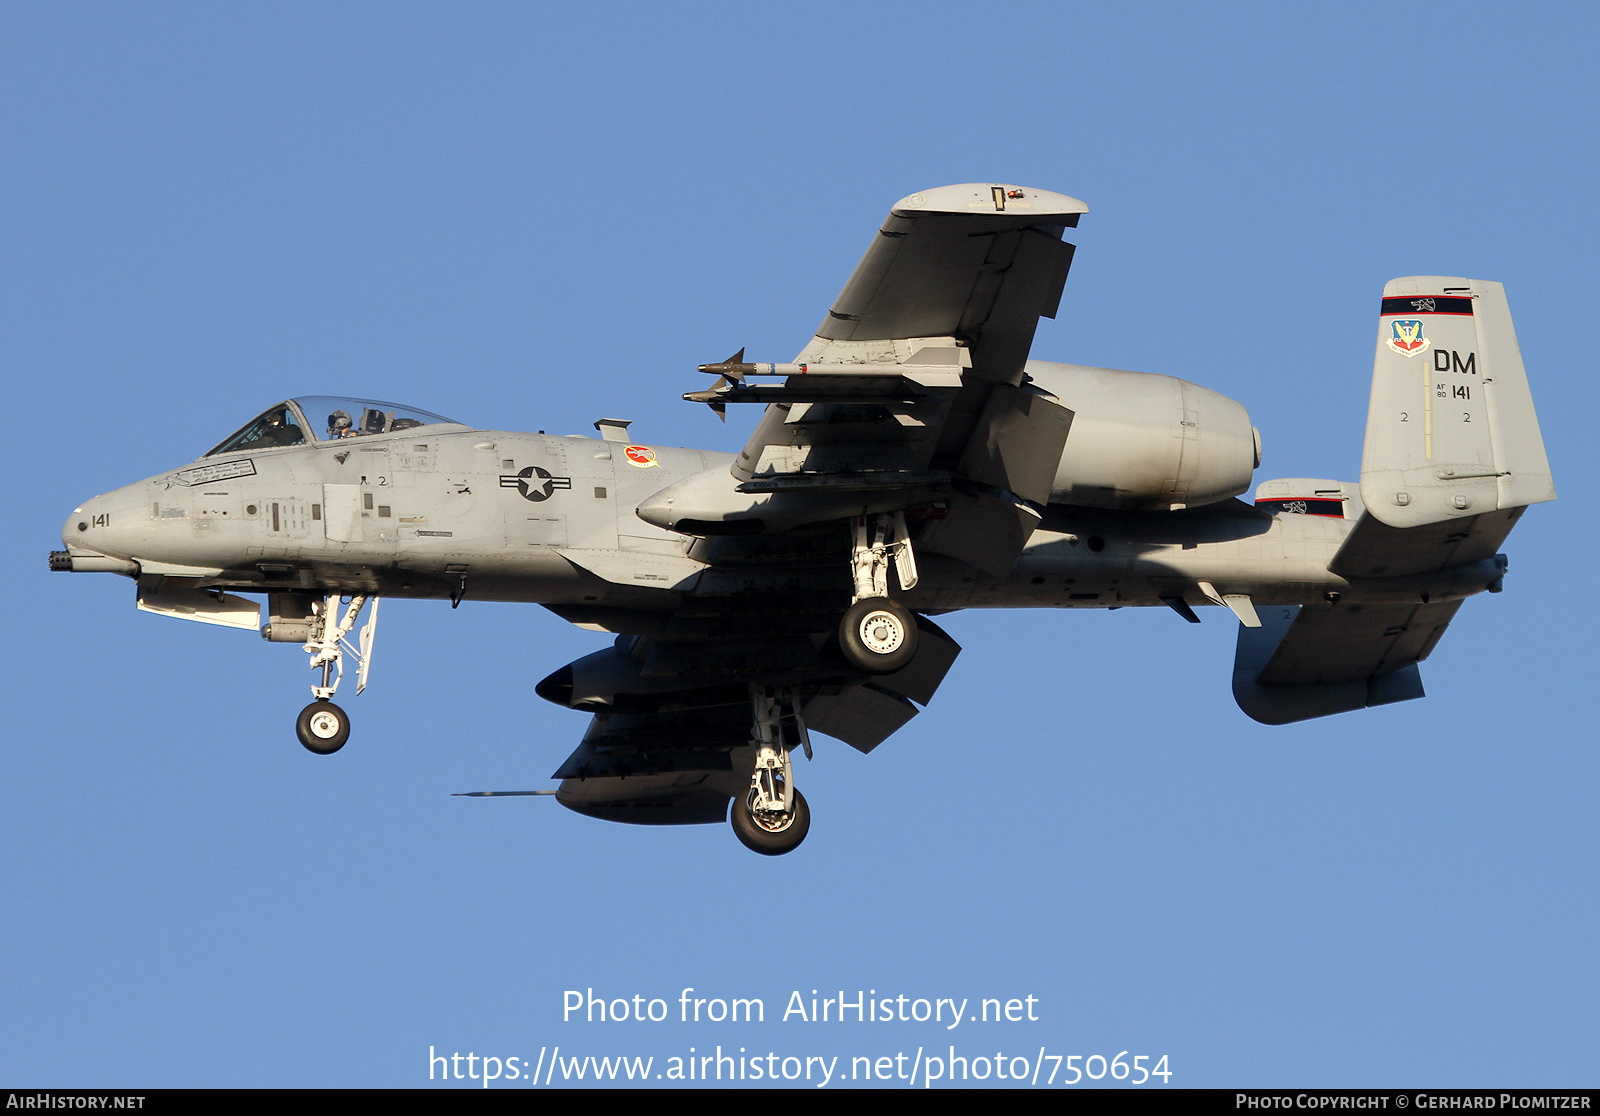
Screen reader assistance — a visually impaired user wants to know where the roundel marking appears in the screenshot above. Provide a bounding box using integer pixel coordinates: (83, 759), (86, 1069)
(516, 466), (555, 501)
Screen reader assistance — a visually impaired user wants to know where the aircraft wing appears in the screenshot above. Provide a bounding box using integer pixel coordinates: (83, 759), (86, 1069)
(688, 183), (1086, 575)
(798, 182), (1086, 381)
(544, 619), (961, 823)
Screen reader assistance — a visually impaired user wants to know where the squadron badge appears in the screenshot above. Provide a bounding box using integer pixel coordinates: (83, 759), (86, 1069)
(623, 445), (659, 468)
(1386, 318), (1428, 357)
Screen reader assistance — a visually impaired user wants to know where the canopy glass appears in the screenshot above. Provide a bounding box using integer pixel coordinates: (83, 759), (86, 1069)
(206, 397), (458, 456)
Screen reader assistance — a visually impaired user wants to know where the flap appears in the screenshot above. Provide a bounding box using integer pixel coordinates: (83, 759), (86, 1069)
(956, 383), (1074, 505)
(916, 489), (1043, 577)
(803, 684), (918, 754)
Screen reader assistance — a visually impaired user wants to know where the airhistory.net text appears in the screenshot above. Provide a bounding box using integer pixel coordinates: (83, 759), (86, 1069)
(562, 988), (1041, 1028)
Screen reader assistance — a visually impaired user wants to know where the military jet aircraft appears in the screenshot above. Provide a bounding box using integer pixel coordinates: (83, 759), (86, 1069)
(53, 183), (1555, 855)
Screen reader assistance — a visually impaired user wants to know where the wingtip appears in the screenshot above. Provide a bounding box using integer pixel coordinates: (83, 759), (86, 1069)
(891, 184), (1089, 217)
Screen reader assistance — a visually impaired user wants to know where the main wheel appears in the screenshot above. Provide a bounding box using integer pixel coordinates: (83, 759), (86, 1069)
(838, 597), (918, 673)
(296, 700), (350, 755)
(731, 788), (810, 856)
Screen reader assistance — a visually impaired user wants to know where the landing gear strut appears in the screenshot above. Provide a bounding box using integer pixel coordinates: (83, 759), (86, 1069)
(731, 685), (812, 855)
(839, 512), (919, 673)
(295, 594), (379, 755)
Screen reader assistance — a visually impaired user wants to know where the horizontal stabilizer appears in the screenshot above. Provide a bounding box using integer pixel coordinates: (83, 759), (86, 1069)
(1258, 599), (1461, 686)
(1232, 602), (1455, 725)
(1330, 505), (1523, 580)
(1360, 278), (1554, 529)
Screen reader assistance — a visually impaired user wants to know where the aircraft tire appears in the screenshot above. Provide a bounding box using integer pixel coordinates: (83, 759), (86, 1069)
(296, 700), (350, 755)
(839, 597), (918, 674)
(731, 788), (810, 856)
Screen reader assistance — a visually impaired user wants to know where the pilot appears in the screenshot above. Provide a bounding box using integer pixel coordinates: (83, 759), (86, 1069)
(328, 410), (358, 439)
(262, 410), (302, 446)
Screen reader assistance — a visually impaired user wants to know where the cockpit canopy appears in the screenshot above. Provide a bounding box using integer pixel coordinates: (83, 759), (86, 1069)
(206, 397), (459, 456)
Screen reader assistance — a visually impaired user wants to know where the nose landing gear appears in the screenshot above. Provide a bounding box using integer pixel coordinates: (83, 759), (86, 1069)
(295, 594), (378, 755)
(296, 700), (350, 754)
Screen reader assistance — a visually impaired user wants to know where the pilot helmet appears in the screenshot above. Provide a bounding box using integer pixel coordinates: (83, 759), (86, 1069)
(328, 409), (353, 436)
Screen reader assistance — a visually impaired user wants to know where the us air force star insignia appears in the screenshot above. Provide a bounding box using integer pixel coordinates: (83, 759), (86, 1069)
(499, 466), (572, 502)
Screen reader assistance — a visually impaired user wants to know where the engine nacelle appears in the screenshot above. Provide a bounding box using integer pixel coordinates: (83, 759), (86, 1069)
(1027, 361), (1259, 510)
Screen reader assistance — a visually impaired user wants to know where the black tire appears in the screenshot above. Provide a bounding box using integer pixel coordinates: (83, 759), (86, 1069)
(838, 597), (919, 673)
(296, 700), (350, 755)
(731, 788), (810, 856)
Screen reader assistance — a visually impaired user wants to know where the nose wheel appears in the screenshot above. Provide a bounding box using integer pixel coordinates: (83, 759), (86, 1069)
(296, 700), (350, 754)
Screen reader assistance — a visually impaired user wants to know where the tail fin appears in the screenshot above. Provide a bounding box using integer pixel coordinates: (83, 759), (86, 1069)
(1230, 278), (1554, 725)
(1361, 277), (1554, 527)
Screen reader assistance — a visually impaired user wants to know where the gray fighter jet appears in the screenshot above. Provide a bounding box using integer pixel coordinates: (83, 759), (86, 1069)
(53, 183), (1555, 855)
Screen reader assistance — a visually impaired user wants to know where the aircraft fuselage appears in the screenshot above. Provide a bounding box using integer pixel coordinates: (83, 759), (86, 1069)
(63, 423), (1500, 627)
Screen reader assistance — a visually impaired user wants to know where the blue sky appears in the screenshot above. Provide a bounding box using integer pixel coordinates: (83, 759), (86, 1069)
(2, 2), (1594, 1088)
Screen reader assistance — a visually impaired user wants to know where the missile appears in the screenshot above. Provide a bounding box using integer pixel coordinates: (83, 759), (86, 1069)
(695, 359), (960, 380)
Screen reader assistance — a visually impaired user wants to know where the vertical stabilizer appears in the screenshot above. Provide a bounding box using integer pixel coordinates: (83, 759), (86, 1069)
(1360, 278), (1554, 528)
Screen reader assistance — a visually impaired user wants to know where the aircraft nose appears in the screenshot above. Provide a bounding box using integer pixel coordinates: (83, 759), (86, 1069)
(62, 483), (150, 557)
(64, 498), (101, 548)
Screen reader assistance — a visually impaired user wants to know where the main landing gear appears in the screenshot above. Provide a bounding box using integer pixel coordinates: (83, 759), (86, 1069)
(731, 685), (813, 855)
(731, 514), (922, 851)
(838, 512), (919, 674)
(294, 594), (379, 755)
